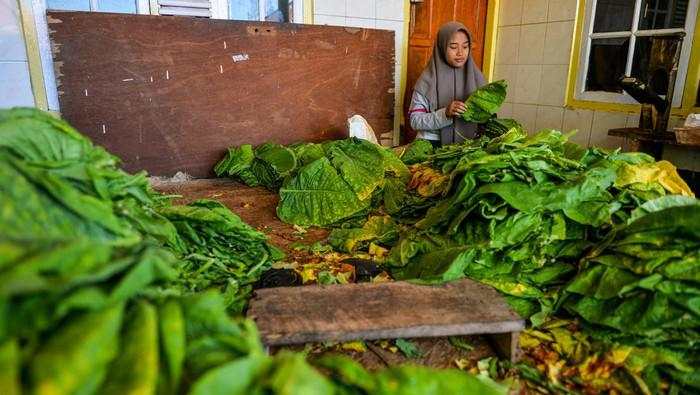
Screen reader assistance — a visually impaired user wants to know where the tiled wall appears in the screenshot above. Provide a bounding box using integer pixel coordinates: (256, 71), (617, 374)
(0, 0), (35, 108)
(313, 0), (405, 146)
(493, 0), (687, 154)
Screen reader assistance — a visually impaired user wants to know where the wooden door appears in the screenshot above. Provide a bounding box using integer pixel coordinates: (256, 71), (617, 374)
(403, 0), (489, 143)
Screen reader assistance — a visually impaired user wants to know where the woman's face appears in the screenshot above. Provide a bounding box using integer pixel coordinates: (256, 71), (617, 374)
(445, 30), (470, 68)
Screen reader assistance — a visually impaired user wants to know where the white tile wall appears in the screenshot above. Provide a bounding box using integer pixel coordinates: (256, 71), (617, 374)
(543, 21), (574, 65)
(547, 0), (577, 21)
(496, 26), (520, 64)
(513, 103), (538, 132)
(1, 0), (28, 61)
(346, 17), (376, 28)
(514, 65), (542, 104)
(376, 0), (403, 21)
(522, 0), (549, 24)
(494, 64), (518, 102)
(315, 0), (347, 16)
(517, 24), (546, 64)
(538, 64), (568, 106)
(499, 102), (514, 118)
(563, 108), (594, 146)
(0, 0), (35, 109)
(314, 0), (405, 143)
(0, 62), (35, 108)
(314, 14), (346, 26)
(499, 0), (524, 26)
(589, 111), (628, 149)
(347, 0), (375, 19)
(535, 105), (564, 131)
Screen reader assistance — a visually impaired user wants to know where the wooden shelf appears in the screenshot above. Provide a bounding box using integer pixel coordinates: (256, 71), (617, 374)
(608, 127), (700, 149)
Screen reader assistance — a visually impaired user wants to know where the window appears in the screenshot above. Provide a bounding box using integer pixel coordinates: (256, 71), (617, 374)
(46, 0), (146, 14)
(575, 0), (699, 107)
(228, 0), (297, 22)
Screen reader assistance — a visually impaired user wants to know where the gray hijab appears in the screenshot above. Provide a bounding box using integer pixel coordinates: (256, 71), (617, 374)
(414, 22), (486, 145)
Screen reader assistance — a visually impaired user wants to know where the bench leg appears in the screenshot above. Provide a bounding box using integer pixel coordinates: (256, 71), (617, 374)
(487, 331), (521, 363)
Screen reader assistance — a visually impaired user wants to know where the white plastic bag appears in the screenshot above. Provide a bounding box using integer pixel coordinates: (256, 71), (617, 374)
(347, 115), (379, 145)
(684, 113), (700, 127)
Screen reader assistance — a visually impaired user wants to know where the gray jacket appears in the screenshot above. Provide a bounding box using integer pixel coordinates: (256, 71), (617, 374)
(408, 90), (453, 141)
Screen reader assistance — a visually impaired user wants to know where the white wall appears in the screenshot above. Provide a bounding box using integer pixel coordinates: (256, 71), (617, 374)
(0, 0), (35, 108)
(313, 0), (405, 146)
(493, 0), (688, 154)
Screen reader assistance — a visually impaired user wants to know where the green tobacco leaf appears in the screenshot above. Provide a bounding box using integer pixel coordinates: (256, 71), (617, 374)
(395, 338), (423, 358)
(401, 139), (434, 165)
(312, 354), (376, 392)
(30, 304), (124, 395)
(264, 352), (335, 395)
(374, 365), (506, 395)
(0, 339), (20, 395)
(189, 355), (270, 395)
(326, 138), (385, 201)
(328, 215), (399, 252)
(250, 143), (297, 189)
(100, 301), (159, 395)
(214, 144), (256, 183)
(277, 158), (367, 226)
(461, 80), (508, 124)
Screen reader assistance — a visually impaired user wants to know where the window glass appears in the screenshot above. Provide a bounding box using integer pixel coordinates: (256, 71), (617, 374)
(230, 0), (260, 20)
(265, 0), (290, 22)
(631, 36), (681, 95)
(99, 0), (137, 13)
(46, 0), (90, 11)
(638, 0), (689, 30)
(593, 0), (636, 32)
(586, 37), (630, 92)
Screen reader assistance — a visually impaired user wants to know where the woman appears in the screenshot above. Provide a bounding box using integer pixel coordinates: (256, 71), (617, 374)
(408, 22), (486, 148)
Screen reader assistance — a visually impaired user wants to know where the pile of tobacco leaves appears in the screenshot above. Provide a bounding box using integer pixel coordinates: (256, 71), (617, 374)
(0, 108), (505, 394)
(215, 81), (700, 394)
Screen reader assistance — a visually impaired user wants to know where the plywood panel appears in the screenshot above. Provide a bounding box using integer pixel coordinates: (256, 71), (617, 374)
(48, 11), (394, 177)
(247, 278), (524, 346)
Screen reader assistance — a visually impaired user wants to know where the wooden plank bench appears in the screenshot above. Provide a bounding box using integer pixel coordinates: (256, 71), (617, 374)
(247, 278), (525, 361)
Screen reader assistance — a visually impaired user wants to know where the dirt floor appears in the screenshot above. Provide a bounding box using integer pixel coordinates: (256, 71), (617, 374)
(152, 178), (500, 371)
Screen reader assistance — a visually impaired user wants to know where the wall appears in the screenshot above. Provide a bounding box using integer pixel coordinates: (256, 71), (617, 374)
(0, 0), (35, 108)
(313, 0), (406, 146)
(492, 0), (691, 166)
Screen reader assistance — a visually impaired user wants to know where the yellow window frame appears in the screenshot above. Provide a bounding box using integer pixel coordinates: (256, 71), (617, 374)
(482, 0), (700, 117)
(566, 0), (700, 116)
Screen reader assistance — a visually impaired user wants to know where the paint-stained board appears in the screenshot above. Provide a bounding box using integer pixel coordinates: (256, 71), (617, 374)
(247, 278), (524, 357)
(48, 11), (394, 177)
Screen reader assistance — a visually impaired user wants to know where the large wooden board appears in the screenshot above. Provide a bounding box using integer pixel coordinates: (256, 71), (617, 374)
(48, 11), (394, 177)
(247, 279), (524, 347)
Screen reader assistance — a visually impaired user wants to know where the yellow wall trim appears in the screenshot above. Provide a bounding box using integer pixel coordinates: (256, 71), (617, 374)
(396, 0), (410, 144)
(17, 0), (48, 111)
(482, 0), (499, 81)
(303, 0), (313, 24)
(566, 0), (700, 116)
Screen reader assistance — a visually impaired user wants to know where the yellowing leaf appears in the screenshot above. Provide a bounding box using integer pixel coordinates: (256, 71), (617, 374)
(368, 243), (388, 257)
(299, 265), (318, 283)
(608, 346), (632, 365)
(454, 358), (470, 370)
(615, 160), (693, 197)
(340, 341), (366, 353)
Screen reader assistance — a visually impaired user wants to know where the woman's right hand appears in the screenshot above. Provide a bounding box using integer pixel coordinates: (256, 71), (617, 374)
(445, 101), (467, 117)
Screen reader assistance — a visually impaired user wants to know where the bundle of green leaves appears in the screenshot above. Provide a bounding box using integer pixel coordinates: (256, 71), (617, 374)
(0, 108), (506, 395)
(216, 138), (410, 226)
(563, 199), (700, 393)
(320, 129), (698, 393)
